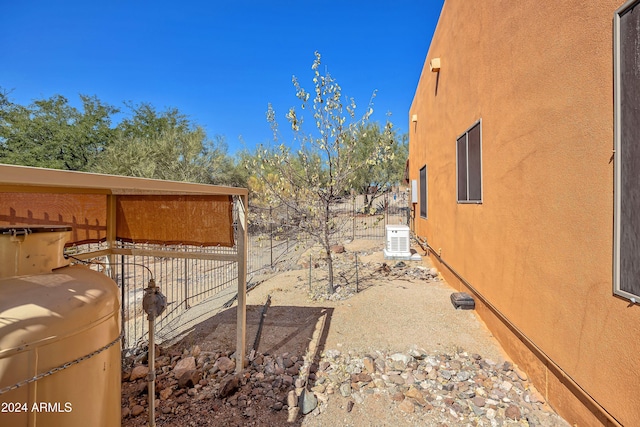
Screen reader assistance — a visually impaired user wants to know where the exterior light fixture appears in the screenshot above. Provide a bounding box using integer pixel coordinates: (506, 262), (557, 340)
(430, 58), (441, 72)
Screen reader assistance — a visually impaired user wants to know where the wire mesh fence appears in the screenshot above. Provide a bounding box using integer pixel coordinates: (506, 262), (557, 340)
(68, 189), (409, 353)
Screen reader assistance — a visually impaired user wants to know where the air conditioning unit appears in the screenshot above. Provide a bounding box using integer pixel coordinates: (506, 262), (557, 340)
(383, 225), (412, 260)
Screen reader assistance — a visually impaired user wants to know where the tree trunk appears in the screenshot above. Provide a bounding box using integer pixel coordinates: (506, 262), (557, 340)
(326, 246), (334, 294)
(324, 199), (335, 294)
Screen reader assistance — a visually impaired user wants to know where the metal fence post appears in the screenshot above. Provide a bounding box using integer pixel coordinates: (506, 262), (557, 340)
(309, 254), (312, 292)
(355, 253), (359, 293)
(270, 206), (273, 268)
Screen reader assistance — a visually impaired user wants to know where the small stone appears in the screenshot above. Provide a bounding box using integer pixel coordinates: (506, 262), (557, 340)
(331, 244), (345, 253)
(160, 387), (173, 400)
(339, 383), (351, 397)
(173, 357), (196, 378)
(514, 367), (528, 381)
(486, 408), (496, 419)
(214, 357), (236, 373)
(299, 390), (318, 415)
(398, 399), (415, 413)
(131, 405), (145, 416)
(439, 370), (452, 380)
(177, 370), (202, 389)
(219, 375), (240, 398)
(287, 390), (297, 408)
(129, 365), (149, 381)
(505, 405), (521, 420)
(500, 381), (513, 392)
(346, 400), (355, 412)
(287, 406), (300, 423)
(391, 392), (405, 402)
(272, 402), (284, 411)
(192, 345), (201, 359)
(472, 396), (486, 407)
(122, 407), (131, 418)
(405, 386), (426, 406)
(243, 407), (257, 418)
(363, 357), (375, 374)
(176, 395), (188, 404)
(456, 371), (470, 382)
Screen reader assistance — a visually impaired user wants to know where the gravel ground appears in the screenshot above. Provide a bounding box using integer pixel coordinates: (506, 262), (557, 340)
(121, 240), (569, 426)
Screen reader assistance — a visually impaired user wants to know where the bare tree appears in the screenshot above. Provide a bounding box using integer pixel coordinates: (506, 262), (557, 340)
(250, 52), (395, 294)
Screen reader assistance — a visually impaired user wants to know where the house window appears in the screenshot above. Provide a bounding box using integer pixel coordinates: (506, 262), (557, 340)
(419, 165), (427, 218)
(614, 0), (640, 300)
(456, 120), (482, 203)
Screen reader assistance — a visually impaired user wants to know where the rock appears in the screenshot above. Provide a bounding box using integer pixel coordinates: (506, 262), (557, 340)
(122, 407), (131, 418)
(131, 405), (145, 417)
(177, 370), (202, 389)
(176, 395), (188, 404)
(505, 405), (522, 420)
(287, 406), (299, 423)
(405, 386), (426, 406)
(514, 367), (528, 381)
(429, 267), (438, 276)
(330, 245), (345, 254)
(287, 390), (297, 408)
(339, 383), (351, 397)
(486, 408), (496, 419)
(363, 356), (375, 374)
(346, 400), (355, 412)
(456, 370), (470, 381)
(219, 375), (240, 398)
(299, 389), (318, 415)
(192, 345), (201, 359)
(129, 365), (149, 381)
(398, 399), (415, 413)
(160, 387), (173, 400)
(173, 357), (196, 378)
(214, 356), (236, 373)
(472, 396), (486, 407)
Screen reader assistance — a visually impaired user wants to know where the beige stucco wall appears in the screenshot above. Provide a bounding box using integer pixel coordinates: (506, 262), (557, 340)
(409, 1), (639, 425)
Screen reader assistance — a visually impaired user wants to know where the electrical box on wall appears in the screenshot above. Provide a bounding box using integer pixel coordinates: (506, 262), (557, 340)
(411, 180), (418, 204)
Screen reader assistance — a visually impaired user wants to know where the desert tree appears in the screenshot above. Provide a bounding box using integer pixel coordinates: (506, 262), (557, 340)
(249, 52), (395, 294)
(351, 122), (408, 213)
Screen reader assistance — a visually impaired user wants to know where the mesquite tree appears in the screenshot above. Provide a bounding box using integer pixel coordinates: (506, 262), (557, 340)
(251, 52), (395, 294)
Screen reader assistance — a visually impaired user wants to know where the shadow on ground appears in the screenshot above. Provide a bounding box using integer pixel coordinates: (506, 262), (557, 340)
(158, 303), (333, 426)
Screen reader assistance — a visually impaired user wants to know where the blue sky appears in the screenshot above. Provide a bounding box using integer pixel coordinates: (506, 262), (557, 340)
(0, 0), (444, 155)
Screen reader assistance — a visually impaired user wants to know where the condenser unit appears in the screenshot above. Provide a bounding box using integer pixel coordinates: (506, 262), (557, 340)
(383, 225), (412, 260)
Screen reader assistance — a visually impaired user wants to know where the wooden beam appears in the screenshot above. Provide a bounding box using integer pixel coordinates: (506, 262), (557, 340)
(236, 195), (247, 373)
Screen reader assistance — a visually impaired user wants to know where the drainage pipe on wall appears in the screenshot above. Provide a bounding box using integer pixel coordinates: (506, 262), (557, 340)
(413, 235), (621, 427)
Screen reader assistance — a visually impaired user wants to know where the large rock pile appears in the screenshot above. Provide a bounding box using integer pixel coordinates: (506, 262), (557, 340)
(308, 347), (569, 427)
(122, 345), (568, 426)
(121, 346), (302, 423)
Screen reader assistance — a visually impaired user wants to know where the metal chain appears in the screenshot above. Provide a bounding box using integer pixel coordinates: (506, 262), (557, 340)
(0, 331), (124, 395)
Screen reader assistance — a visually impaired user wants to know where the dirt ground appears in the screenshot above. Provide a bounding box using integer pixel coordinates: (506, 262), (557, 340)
(123, 239), (544, 426)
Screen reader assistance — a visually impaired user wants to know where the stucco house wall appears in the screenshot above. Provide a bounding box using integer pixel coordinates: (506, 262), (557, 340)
(409, 1), (640, 425)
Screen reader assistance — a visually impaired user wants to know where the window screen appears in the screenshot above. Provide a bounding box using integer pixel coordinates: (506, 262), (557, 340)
(456, 121), (482, 203)
(419, 165), (427, 218)
(615, 0), (640, 300)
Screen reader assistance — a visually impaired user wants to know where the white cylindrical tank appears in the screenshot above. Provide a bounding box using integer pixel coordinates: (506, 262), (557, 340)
(0, 226), (121, 427)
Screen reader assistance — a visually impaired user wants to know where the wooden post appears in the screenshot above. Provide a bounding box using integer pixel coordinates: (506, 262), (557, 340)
(106, 194), (117, 280)
(236, 195), (248, 373)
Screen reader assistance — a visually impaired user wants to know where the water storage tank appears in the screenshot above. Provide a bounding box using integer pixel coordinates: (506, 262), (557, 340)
(0, 226), (121, 427)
